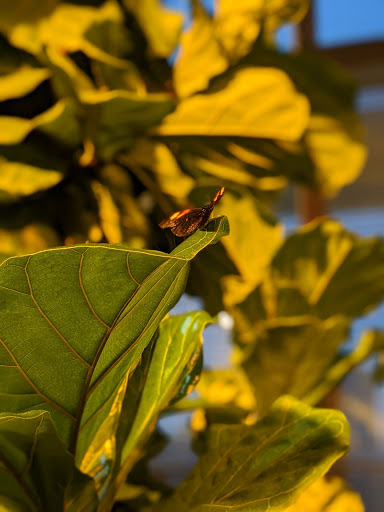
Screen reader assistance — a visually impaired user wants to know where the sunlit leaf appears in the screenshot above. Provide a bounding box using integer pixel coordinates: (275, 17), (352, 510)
(91, 180), (123, 244)
(0, 100), (80, 148)
(0, 217), (228, 470)
(272, 218), (384, 318)
(250, 48), (367, 195)
(306, 113), (367, 197)
(215, 190), (282, 306)
(160, 395), (349, 512)
(156, 68), (309, 141)
(101, 311), (212, 508)
(0, 117), (33, 145)
(284, 475), (364, 512)
(0, 66), (50, 101)
(123, 311), (211, 457)
(0, 410), (97, 512)
(123, 0), (183, 57)
(177, 138), (288, 194)
(126, 139), (195, 201)
(215, 0), (309, 61)
(241, 315), (350, 415)
(9, 0), (127, 61)
(189, 366), (256, 415)
(0, 158), (64, 202)
(173, 1), (228, 98)
(43, 46), (95, 100)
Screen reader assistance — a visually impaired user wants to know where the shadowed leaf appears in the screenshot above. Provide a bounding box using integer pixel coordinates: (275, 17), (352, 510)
(160, 395), (349, 512)
(241, 315), (350, 415)
(0, 217), (229, 470)
(0, 410), (97, 512)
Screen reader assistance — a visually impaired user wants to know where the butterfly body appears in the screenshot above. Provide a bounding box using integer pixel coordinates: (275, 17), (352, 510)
(159, 187), (224, 237)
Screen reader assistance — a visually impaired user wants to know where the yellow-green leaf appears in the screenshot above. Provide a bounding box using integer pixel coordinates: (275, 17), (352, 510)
(215, 0), (309, 60)
(0, 217), (228, 470)
(306, 113), (367, 197)
(126, 139), (195, 200)
(0, 158), (64, 202)
(174, 1), (228, 98)
(272, 218), (384, 318)
(241, 315), (350, 415)
(161, 396), (349, 512)
(284, 476), (364, 512)
(156, 68), (309, 141)
(0, 66), (50, 101)
(123, 0), (182, 57)
(216, 190), (282, 306)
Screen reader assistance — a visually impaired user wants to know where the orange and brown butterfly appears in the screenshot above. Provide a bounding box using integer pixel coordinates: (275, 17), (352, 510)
(159, 187), (225, 237)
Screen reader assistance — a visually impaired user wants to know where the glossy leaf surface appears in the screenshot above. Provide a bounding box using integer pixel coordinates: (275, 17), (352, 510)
(101, 311), (212, 509)
(0, 217), (228, 466)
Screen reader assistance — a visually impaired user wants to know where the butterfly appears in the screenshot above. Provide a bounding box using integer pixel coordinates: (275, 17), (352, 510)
(159, 187), (225, 237)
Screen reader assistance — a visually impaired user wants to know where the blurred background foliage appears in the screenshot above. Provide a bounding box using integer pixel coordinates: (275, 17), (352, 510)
(1, 0), (384, 508)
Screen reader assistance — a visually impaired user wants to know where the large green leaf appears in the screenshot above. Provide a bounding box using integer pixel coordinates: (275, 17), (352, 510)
(232, 218), (384, 412)
(241, 315), (350, 415)
(249, 48), (367, 196)
(160, 395), (349, 512)
(156, 67), (309, 141)
(272, 218), (384, 318)
(0, 216), (229, 466)
(0, 410), (97, 512)
(100, 311), (212, 509)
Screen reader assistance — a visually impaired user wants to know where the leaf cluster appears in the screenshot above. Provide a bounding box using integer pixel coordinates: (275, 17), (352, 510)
(0, 0), (382, 511)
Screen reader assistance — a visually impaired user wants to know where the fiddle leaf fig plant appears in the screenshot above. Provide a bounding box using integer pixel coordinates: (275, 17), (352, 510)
(0, 0), (382, 511)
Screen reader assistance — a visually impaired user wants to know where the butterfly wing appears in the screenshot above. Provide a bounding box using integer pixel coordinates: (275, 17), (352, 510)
(159, 187), (225, 237)
(171, 209), (208, 237)
(159, 208), (210, 237)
